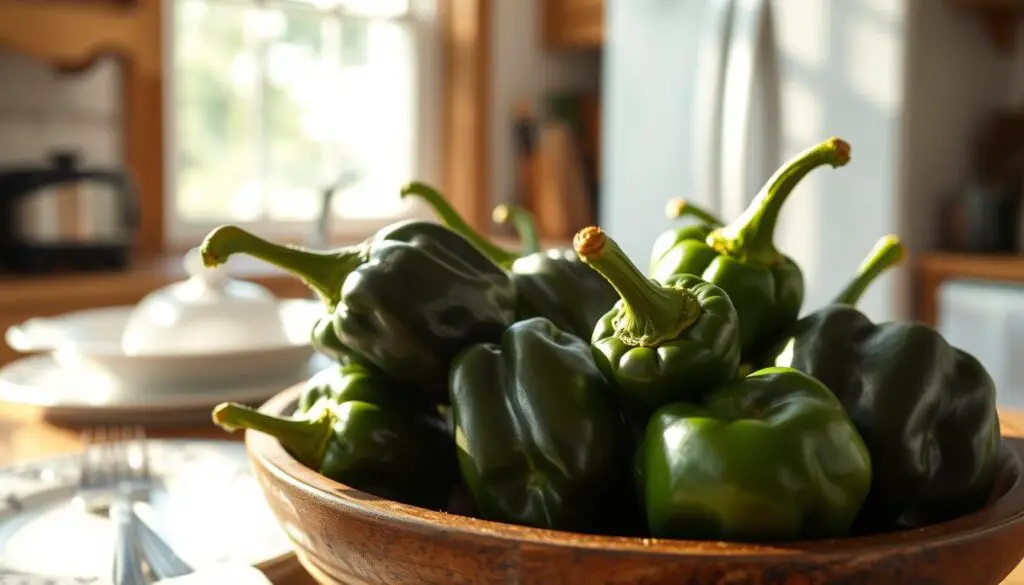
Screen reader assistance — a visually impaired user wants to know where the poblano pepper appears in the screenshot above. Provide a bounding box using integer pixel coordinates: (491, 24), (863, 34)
(298, 363), (398, 414)
(449, 317), (635, 534)
(774, 239), (1001, 533)
(640, 367), (872, 542)
(574, 226), (740, 416)
(648, 198), (723, 276)
(400, 182), (618, 340)
(649, 137), (851, 360)
(759, 234), (904, 370)
(212, 369), (457, 510)
(200, 219), (517, 401)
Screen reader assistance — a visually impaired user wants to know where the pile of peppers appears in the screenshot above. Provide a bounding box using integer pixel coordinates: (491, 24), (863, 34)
(207, 135), (1001, 544)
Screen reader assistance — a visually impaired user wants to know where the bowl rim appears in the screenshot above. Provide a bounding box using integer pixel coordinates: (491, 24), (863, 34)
(247, 383), (1024, 559)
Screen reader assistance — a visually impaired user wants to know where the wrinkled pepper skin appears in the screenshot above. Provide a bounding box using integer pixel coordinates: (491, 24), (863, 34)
(449, 317), (634, 534)
(575, 226), (741, 417)
(649, 198), (723, 276)
(200, 219), (517, 401)
(649, 138), (851, 360)
(640, 367), (872, 542)
(775, 308), (1001, 533)
(212, 380), (458, 510)
(401, 183), (618, 340)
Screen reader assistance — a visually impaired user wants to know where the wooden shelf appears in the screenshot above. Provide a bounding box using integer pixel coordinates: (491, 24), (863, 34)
(541, 0), (604, 50)
(915, 251), (1024, 326)
(0, 1), (158, 73)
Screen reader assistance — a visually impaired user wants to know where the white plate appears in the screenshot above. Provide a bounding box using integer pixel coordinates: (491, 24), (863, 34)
(0, 439), (293, 585)
(0, 353), (329, 426)
(4, 300), (323, 396)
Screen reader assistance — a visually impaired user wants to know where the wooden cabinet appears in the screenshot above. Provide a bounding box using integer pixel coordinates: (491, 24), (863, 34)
(541, 0), (604, 50)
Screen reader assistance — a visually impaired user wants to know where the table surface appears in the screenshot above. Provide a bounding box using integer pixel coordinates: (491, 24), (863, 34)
(3, 402), (1024, 585)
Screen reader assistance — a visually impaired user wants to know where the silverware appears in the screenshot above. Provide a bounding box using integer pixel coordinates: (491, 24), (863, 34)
(72, 426), (149, 585)
(134, 505), (195, 580)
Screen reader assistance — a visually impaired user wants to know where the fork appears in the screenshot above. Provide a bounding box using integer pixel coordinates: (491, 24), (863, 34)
(72, 427), (195, 584)
(73, 426), (150, 585)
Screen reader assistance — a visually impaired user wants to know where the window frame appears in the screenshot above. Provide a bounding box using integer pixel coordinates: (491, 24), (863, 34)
(160, 0), (442, 248)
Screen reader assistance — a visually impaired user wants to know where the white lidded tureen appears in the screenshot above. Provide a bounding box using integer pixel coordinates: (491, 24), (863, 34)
(4, 248), (323, 397)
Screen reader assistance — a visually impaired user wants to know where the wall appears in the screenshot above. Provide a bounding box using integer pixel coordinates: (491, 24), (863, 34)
(900, 0), (1014, 293)
(0, 51), (123, 167)
(489, 0), (602, 216)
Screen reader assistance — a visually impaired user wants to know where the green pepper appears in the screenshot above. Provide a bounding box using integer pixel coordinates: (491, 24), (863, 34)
(574, 226), (741, 417)
(298, 363), (396, 414)
(774, 244), (1001, 533)
(492, 203), (541, 256)
(200, 219), (517, 401)
(400, 182), (618, 340)
(449, 317), (635, 534)
(758, 234), (904, 370)
(648, 198), (723, 276)
(639, 366), (872, 542)
(649, 137), (851, 360)
(212, 378), (457, 510)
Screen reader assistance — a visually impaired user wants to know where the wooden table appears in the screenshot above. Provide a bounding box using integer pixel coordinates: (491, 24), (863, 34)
(4, 402), (1024, 584)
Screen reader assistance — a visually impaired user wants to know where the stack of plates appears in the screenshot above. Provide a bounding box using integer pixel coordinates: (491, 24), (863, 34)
(1, 300), (327, 425)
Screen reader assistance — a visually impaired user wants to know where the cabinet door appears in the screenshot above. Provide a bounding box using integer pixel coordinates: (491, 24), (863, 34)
(542, 0), (604, 50)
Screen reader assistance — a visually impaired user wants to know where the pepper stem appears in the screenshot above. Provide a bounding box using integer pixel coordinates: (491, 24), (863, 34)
(200, 225), (363, 310)
(400, 181), (519, 269)
(709, 137), (851, 266)
(212, 402), (334, 470)
(832, 234), (905, 307)
(493, 203), (541, 255)
(665, 198), (723, 227)
(574, 226), (702, 346)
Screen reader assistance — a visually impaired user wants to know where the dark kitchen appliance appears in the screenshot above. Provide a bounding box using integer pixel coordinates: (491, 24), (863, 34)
(0, 150), (139, 274)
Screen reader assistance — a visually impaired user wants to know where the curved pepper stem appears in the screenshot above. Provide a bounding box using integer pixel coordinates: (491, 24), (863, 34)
(200, 225), (363, 310)
(212, 402), (333, 471)
(664, 198), (723, 227)
(493, 203), (541, 255)
(574, 226), (702, 347)
(833, 234), (905, 307)
(709, 137), (851, 266)
(400, 181), (520, 269)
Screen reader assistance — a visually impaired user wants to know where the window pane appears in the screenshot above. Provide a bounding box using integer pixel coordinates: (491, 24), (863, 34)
(264, 16), (415, 221)
(280, 0), (409, 18)
(261, 5), (326, 221)
(174, 0), (261, 222)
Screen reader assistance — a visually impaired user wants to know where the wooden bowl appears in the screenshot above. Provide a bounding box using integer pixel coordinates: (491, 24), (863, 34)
(246, 384), (1024, 585)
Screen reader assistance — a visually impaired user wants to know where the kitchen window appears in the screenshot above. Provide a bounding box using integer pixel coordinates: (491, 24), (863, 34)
(164, 0), (439, 246)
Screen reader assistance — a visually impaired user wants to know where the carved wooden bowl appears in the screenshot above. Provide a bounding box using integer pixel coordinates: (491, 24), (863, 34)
(246, 384), (1024, 585)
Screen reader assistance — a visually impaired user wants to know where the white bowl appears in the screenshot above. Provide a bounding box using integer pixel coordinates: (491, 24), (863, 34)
(4, 299), (323, 395)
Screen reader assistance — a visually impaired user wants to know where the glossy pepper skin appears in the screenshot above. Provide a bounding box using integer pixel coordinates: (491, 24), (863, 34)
(298, 363), (397, 414)
(400, 183), (618, 340)
(574, 226), (740, 417)
(649, 138), (851, 360)
(449, 317), (634, 534)
(648, 198), (723, 276)
(774, 243), (1001, 532)
(640, 367), (872, 542)
(212, 375), (457, 510)
(200, 219), (517, 401)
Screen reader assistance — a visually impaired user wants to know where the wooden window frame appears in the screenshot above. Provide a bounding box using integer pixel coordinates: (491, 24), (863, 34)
(0, 0), (491, 258)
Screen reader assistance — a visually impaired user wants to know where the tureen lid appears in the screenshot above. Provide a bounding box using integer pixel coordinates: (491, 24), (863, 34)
(121, 248), (289, 355)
